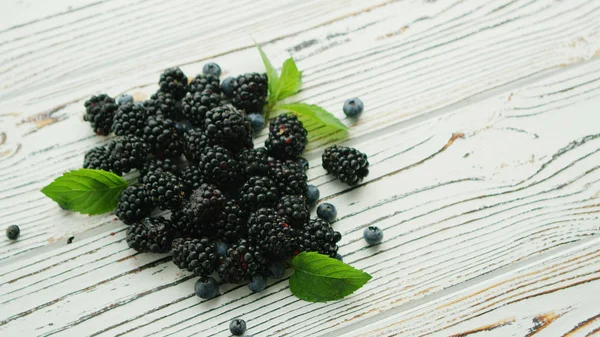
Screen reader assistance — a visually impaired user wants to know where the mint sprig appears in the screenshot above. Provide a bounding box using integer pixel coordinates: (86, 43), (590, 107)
(277, 103), (348, 135)
(290, 252), (372, 302)
(275, 58), (302, 100)
(41, 169), (128, 215)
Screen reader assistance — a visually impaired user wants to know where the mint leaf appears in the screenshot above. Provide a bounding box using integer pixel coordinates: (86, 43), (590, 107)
(257, 44), (279, 104)
(276, 103), (348, 134)
(276, 58), (302, 100)
(290, 252), (372, 302)
(41, 169), (128, 215)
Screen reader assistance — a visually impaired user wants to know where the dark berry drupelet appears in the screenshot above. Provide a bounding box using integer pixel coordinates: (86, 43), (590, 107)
(181, 91), (220, 127)
(182, 183), (225, 226)
(106, 136), (149, 175)
(235, 147), (270, 179)
(83, 146), (113, 173)
(239, 176), (279, 212)
(218, 238), (268, 283)
(111, 102), (147, 137)
(322, 145), (369, 186)
(203, 106), (253, 152)
(116, 185), (153, 225)
(275, 195), (309, 228)
(198, 145), (241, 188)
(139, 158), (179, 183)
(146, 91), (181, 120)
(189, 74), (220, 95)
(215, 200), (248, 243)
(83, 94), (118, 136)
(297, 218), (342, 257)
(265, 114), (307, 160)
(180, 165), (203, 193)
(171, 238), (219, 279)
(268, 159), (307, 196)
(143, 171), (187, 210)
(126, 217), (174, 253)
(144, 114), (183, 158)
(158, 67), (188, 100)
(247, 208), (297, 258)
(231, 73), (268, 113)
(182, 128), (209, 162)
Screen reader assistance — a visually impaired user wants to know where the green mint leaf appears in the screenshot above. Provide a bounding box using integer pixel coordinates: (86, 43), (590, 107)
(275, 58), (302, 100)
(276, 103), (348, 133)
(41, 169), (128, 215)
(290, 252), (372, 302)
(256, 44), (279, 104)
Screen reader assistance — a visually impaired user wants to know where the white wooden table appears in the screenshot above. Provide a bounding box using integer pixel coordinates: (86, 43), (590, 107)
(2, 0), (600, 336)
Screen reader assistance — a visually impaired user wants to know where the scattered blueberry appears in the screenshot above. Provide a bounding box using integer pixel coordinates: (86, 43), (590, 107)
(317, 203), (337, 223)
(334, 253), (343, 262)
(248, 274), (267, 293)
(229, 318), (247, 336)
(194, 277), (220, 299)
(6, 225), (20, 240)
(117, 94), (134, 105)
(216, 241), (229, 257)
(343, 98), (364, 117)
(175, 120), (193, 135)
(203, 62), (221, 77)
(305, 185), (320, 207)
(221, 77), (235, 97)
(363, 226), (383, 245)
(248, 113), (265, 132)
(134, 101), (145, 109)
(297, 157), (309, 172)
(268, 261), (286, 279)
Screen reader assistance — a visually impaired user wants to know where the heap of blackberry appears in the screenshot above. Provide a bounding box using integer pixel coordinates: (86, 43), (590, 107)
(144, 171), (187, 210)
(297, 218), (342, 257)
(83, 146), (113, 172)
(182, 183), (225, 226)
(216, 200), (248, 243)
(139, 158), (179, 182)
(189, 74), (220, 95)
(116, 185), (153, 225)
(180, 165), (203, 192)
(182, 128), (209, 162)
(218, 239), (268, 283)
(239, 176), (279, 211)
(198, 145), (241, 188)
(231, 73), (268, 113)
(144, 114), (183, 158)
(146, 91), (181, 120)
(275, 195), (309, 228)
(126, 217), (174, 253)
(111, 102), (147, 137)
(247, 208), (296, 258)
(203, 106), (253, 152)
(171, 238), (219, 279)
(322, 145), (369, 185)
(265, 114), (307, 159)
(268, 159), (307, 196)
(158, 67), (188, 100)
(235, 147), (270, 179)
(181, 91), (220, 126)
(83, 94), (118, 136)
(106, 136), (148, 175)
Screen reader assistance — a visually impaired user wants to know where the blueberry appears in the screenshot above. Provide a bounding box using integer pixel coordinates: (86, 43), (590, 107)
(305, 185), (320, 207)
(229, 318), (247, 336)
(343, 98), (364, 117)
(6, 225), (19, 240)
(297, 157), (309, 172)
(203, 62), (221, 77)
(268, 261), (286, 279)
(194, 277), (220, 299)
(334, 253), (343, 262)
(248, 274), (267, 293)
(134, 101), (145, 108)
(117, 94), (134, 105)
(248, 113), (265, 132)
(317, 203), (337, 223)
(363, 226), (383, 245)
(216, 241), (229, 257)
(175, 120), (193, 135)
(222, 77), (235, 97)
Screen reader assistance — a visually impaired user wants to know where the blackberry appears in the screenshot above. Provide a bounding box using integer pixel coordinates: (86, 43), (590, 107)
(171, 206), (205, 238)
(111, 102), (147, 137)
(297, 218), (342, 257)
(126, 217), (174, 253)
(180, 165), (204, 192)
(171, 238), (219, 279)
(218, 239), (267, 283)
(247, 208), (296, 258)
(83, 146), (113, 173)
(268, 159), (307, 196)
(139, 158), (179, 182)
(322, 145), (369, 186)
(215, 200), (248, 243)
(265, 114), (307, 159)
(189, 74), (220, 95)
(182, 128), (209, 162)
(239, 176), (279, 211)
(183, 183), (225, 226)
(202, 62), (221, 78)
(144, 114), (183, 158)
(144, 171), (187, 210)
(158, 67), (188, 100)
(198, 145), (241, 187)
(146, 91), (181, 120)
(115, 185), (153, 225)
(203, 106), (253, 152)
(6, 225), (20, 240)
(181, 91), (220, 126)
(235, 147), (270, 179)
(83, 94), (118, 136)
(106, 136), (149, 175)
(275, 195), (309, 228)
(231, 73), (268, 113)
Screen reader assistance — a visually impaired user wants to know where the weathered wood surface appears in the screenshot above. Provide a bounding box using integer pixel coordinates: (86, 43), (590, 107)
(1, 0), (600, 336)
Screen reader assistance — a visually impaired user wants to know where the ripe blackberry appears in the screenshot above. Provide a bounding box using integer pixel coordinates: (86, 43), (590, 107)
(189, 74), (220, 95)
(158, 67), (188, 100)
(247, 208), (296, 258)
(235, 147), (270, 179)
(83, 146), (113, 173)
(275, 195), (309, 228)
(180, 165), (204, 192)
(83, 94), (118, 136)
(215, 200), (248, 243)
(106, 136), (149, 175)
(231, 73), (268, 113)
(139, 158), (179, 183)
(126, 217), (174, 253)
(218, 239), (267, 283)
(111, 102), (147, 137)
(146, 91), (181, 120)
(203, 106), (253, 152)
(144, 171), (187, 210)
(198, 145), (241, 187)
(239, 176), (279, 211)
(181, 91), (220, 126)
(182, 128), (209, 162)
(322, 145), (369, 185)
(144, 114), (183, 158)
(265, 114), (307, 159)
(171, 238), (219, 279)
(171, 206), (205, 238)
(182, 183), (225, 226)
(116, 185), (153, 225)
(297, 218), (342, 257)
(268, 159), (307, 196)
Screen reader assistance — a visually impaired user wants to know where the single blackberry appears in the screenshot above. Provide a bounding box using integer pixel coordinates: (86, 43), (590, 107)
(116, 185), (153, 225)
(183, 128), (209, 162)
(265, 114), (307, 159)
(322, 145), (369, 186)
(83, 94), (118, 136)
(171, 238), (219, 279)
(171, 206), (205, 238)
(218, 239), (268, 283)
(144, 114), (183, 158)
(111, 102), (147, 137)
(106, 136), (149, 175)
(189, 74), (220, 95)
(235, 147), (270, 179)
(158, 67), (188, 100)
(268, 159), (307, 196)
(181, 91), (220, 127)
(247, 208), (296, 258)
(215, 200), (248, 243)
(83, 146), (113, 173)
(275, 195), (309, 228)
(126, 217), (174, 253)
(203, 106), (253, 152)
(198, 145), (241, 187)
(180, 165), (203, 192)
(183, 183), (225, 225)
(144, 171), (187, 210)
(231, 73), (268, 113)
(139, 158), (179, 183)
(146, 91), (181, 120)
(239, 176), (279, 211)
(297, 218), (342, 257)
